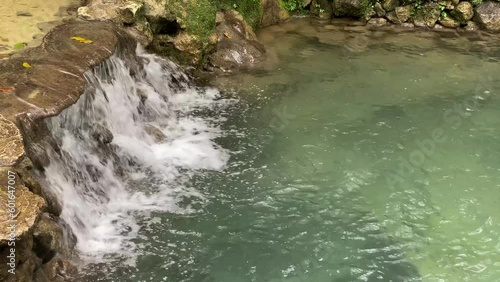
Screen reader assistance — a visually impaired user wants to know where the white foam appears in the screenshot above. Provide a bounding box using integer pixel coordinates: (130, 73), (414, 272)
(43, 46), (233, 264)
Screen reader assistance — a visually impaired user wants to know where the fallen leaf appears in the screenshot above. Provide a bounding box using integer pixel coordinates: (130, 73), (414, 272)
(71, 36), (93, 44)
(224, 33), (232, 39)
(22, 62), (32, 68)
(0, 87), (14, 93)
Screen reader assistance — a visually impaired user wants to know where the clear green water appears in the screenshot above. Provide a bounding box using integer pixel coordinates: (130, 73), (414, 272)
(85, 20), (500, 281)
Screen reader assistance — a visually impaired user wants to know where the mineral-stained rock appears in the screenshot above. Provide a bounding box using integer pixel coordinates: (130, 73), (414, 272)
(208, 10), (266, 72)
(0, 169), (47, 245)
(451, 1), (474, 23)
(0, 116), (24, 167)
(474, 1), (500, 31)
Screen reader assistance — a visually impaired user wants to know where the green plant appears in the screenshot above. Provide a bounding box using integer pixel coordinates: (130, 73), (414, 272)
(316, 4), (325, 13)
(216, 0), (263, 29)
(282, 0), (304, 12)
(470, 0), (482, 6)
(441, 11), (447, 18)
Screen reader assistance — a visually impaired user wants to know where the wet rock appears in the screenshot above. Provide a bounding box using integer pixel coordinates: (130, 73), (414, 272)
(412, 2), (441, 27)
(34, 255), (78, 282)
(15, 157), (42, 195)
(33, 214), (63, 263)
(333, 0), (365, 17)
(261, 0), (291, 27)
(383, 0), (400, 12)
(209, 10), (266, 72)
(465, 20), (479, 31)
(92, 124), (113, 145)
(451, 1), (474, 23)
(374, 2), (386, 17)
(401, 22), (415, 28)
(474, 2), (500, 31)
(144, 124), (167, 143)
(440, 14), (460, 27)
(367, 17), (388, 27)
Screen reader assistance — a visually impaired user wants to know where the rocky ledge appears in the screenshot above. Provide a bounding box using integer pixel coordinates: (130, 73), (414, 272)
(0, 20), (136, 281)
(311, 0), (500, 32)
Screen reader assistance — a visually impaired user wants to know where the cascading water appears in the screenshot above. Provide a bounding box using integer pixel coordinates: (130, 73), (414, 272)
(41, 46), (232, 264)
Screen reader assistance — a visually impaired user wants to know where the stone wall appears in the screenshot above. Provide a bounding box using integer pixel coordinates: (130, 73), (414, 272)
(311, 0), (500, 31)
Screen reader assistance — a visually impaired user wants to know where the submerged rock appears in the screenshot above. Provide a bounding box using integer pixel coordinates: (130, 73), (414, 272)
(209, 10), (266, 72)
(474, 2), (500, 31)
(92, 124), (114, 145)
(144, 124), (167, 143)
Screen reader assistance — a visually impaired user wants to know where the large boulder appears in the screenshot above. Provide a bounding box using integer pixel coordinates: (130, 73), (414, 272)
(261, 0), (290, 27)
(451, 1), (474, 23)
(208, 10), (266, 72)
(474, 1), (500, 31)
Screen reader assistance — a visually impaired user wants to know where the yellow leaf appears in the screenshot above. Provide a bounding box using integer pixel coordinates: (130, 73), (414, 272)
(71, 36), (93, 44)
(22, 62), (32, 68)
(223, 33), (232, 39)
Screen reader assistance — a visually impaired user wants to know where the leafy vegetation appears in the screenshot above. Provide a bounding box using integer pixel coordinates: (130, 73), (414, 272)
(216, 0), (263, 29)
(470, 0), (482, 6)
(281, 0), (305, 12)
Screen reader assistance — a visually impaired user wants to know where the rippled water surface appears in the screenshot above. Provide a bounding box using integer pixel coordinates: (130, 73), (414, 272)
(88, 19), (500, 281)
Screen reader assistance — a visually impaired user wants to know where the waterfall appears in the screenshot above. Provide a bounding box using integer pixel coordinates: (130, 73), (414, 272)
(41, 46), (231, 264)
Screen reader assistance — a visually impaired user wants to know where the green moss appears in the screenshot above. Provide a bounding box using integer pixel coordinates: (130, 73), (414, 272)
(165, 0), (217, 42)
(361, 0), (376, 17)
(470, 0), (482, 6)
(216, 0), (263, 29)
